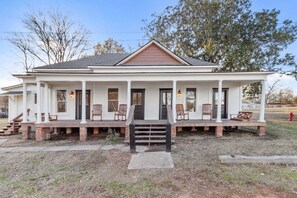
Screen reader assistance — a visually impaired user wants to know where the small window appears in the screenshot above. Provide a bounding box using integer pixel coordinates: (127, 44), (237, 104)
(108, 88), (118, 112)
(57, 90), (67, 113)
(34, 94), (37, 104)
(186, 88), (196, 112)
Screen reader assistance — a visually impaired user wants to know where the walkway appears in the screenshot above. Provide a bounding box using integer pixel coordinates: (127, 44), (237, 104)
(0, 144), (148, 153)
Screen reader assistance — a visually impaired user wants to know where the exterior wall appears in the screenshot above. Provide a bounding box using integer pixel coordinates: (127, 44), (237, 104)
(47, 81), (241, 120)
(7, 84), (37, 121)
(123, 43), (182, 65)
(177, 81), (240, 119)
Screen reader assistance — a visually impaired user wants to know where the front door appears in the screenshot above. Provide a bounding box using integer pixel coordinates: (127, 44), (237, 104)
(131, 89), (145, 120)
(159, 89), (172, 120)
(76, 90), (91, 120)
(213, 88), (228, 119)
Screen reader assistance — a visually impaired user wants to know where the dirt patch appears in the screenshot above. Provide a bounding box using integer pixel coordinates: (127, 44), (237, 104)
(0, 112), (296, 197)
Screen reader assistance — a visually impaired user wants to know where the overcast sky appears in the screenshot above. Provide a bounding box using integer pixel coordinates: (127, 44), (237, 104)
(0, 0), (297, 93)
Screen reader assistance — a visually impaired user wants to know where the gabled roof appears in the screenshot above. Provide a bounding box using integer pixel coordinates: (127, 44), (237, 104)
(34, 40), (217, 70)
(116, 40), (190, 65)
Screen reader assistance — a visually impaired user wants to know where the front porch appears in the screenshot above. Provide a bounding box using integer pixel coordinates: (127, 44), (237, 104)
(21, 118), (266, 142)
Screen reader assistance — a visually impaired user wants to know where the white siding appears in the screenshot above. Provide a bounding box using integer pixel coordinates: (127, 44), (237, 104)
(6, 81), (242, 121)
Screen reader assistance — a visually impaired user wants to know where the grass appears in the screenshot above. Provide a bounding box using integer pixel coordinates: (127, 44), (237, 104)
(0, 110), (296, 197)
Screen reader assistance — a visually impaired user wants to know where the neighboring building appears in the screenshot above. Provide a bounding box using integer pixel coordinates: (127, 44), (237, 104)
(1, 40), (271, 142)
(0, 96), (8, 118)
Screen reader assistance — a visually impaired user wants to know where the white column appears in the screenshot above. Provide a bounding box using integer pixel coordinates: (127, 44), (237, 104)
(48, 85), (52, 114)
(172, 80), (177, 123)
(127, 80), (131, 113)
(22, 83), (28, 123)
(239, 85), (243, 111)
(44, 83), (49, 123)
(81, 81), (87, 123)
(36, 81), (42, 123)
(216, 80), (223, 122)
(259, 80), (267, 122)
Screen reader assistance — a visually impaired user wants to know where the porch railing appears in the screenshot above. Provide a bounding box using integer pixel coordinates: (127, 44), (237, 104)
(166, 105), (174, 152)
(126, 105), (136, 153)
(12, 108), (30, 134)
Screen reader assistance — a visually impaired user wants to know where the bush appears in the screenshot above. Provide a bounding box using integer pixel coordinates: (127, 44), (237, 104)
(106, 128), (120, 144)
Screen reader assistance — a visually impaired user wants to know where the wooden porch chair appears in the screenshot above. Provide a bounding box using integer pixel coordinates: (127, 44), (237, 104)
(92, 104), (102, 121)
(176, 104), (189, 121)
(35, 113), (58, 121)
(202, 104), (212, 120)
(114, 104), (127, 121)
(230, 111), (253, 121)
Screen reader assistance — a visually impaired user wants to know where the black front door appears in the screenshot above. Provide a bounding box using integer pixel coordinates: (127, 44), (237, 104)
(76, 90), (91, 120)
(131, 89), (145, 120)
(213, 88), (228, 119)
(159, 89), (172, 120)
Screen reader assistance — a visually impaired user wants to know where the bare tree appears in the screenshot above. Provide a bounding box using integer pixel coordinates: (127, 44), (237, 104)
(9, 9), (89, 70)
(266, 79), (280, 104)
(269, 88), (295, 104)
(8, 34), (34, 71)
(94, 38), (126, 55)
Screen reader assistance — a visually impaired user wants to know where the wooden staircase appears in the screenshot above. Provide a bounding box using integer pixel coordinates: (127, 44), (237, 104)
(0, 109), (30, 136)
(134, 123), (168, 145)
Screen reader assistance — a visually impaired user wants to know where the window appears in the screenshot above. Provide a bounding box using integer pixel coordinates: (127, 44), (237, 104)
(34, 94), (37, 104)
(186, 88), (196, 112)
(108, 88), (118, 112)
(57, 90), (67, 112)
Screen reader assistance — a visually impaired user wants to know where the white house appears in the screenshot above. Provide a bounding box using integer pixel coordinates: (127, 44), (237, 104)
(1, 40), (271, 142)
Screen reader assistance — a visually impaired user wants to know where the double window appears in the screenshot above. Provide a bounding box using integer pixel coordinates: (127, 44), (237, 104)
(57, 90), (67, 113)
(186, 88), (196, 112)
(108, 88), (118, 112)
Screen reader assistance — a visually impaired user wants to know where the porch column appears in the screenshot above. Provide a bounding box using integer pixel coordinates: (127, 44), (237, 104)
(81, 81), (87, 124)
(172, 80), (177, 123)
(127, 80), (131, 113)
(36, 81), (42, 123)
(259, 80), (267, 122)
(22, 83), (28, 123)
(44, 83), (49, 123)
(239, 85), (243, 111)
(216, 80), (223, 122)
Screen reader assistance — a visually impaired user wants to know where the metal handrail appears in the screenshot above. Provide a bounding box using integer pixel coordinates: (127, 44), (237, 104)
(166, 105), (173, 152)
(126, 105), (136, 152)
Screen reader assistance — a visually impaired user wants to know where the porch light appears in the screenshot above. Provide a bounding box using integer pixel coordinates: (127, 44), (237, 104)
(177, 89), (182, 97)
(69, 91), (75, 98)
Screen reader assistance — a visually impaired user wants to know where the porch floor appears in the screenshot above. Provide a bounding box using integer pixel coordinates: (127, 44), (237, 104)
(35, 120), (126, 128)
(34, 119), (265, 128)
(175, 119), (266, 127)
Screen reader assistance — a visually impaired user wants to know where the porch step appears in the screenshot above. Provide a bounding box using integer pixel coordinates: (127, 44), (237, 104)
(135, 126), (166, 130)
(135, 139), (166, 143)
(132, 123), (169, 145)
(135, 130), (166, 134)
(135, 135), (166, 138)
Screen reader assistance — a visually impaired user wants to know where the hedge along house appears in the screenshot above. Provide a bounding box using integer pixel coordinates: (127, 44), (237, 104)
(2, 40), (271, 143)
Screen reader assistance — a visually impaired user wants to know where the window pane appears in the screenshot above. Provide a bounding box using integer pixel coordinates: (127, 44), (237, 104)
(137, 93), (142, 105)
(186, 88), (196, 112)
(108, 89), (118, 112)
(187, 100), (196, 112)
(108, 89), (118, 100)
(57, 102), (66, 112)
(57, 90), (66, 112)
(167, 93), (172, 105)
(108, 101), (118, 112)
